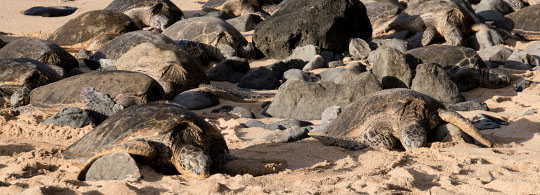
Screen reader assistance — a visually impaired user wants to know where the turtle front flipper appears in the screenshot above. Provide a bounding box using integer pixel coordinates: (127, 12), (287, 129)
(437, 109), (492, 147)
(77, 139), (157, 181)
(217, 155), (287, 177)
(421, 27), (437, 46)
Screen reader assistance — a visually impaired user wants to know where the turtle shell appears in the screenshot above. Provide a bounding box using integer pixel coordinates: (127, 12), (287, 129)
(105, 0), (184, 28)
(406, 45), (487, 69)
(90, 30), (177, 61)
(48, 10), (139, 46)
(506, 4), (540, 40)
(63, 102), (227, 161)
(0, 38), (79, 72)
(324, 89), (444, 139)
(0, 58), (61, 94)
(163, 17), (248, 52)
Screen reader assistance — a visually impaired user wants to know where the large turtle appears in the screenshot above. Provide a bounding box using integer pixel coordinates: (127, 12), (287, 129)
(389, 0), (486, 47)
(104, 0), (184, 31)
(506, 4), (540, 40)
(47, 10), (139, 51)
(0, 38), (79, 77)
(64, 102), (286, 180)
(163, 17), (256, 59)
(309, 88), (492, 151)
(406, 45), (510, 92)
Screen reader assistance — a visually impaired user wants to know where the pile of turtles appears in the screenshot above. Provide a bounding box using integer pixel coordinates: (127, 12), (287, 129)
(1, 0), (538, 182)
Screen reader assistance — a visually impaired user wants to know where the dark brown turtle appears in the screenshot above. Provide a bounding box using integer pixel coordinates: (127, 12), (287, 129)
(104, 0), (184, 31)
(0, 58), (61, 95)
(163, 17), (256, 59)
(0, 38), (79, 77)
(203, 0), (282, 17)
(29, 70), (164, 109)
(47, 10), (139, 51)
(310, 88), (492, 151)
(406, 45), (510, 92)
(64, 102), (286, 180)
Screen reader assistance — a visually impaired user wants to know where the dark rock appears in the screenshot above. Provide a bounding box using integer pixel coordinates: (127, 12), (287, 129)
(371, 47), (417, 89)
(471, 114), (509, 130)
(264, 126), (309, 143)
(319, 68), (347, 82)
(478, 46), (512, 66)
(411, 63), (464, 104)
(231, 107), (255, 118)
(470, 28), (505, 51)
(320, 50), (335, 62)
(238, 67), (281, 90)
(477, 10), (504, 21)
(363, 0), (403, 36)
(243, 119), (266, 128)
(267, 119), (312, 130)
(328, 61), (344, 68)
(283, 69), (311, 81)
(43, 107), (93, 128)
(473, 0), (513, 14)
(446, 101), (489, 111)
(253, 0), (372, 59)
(369, 38), (408, 52)
(202, 0), (227, 11)
(81, 87), (123, 119)
(226, 14), (263, 32)
(173, 89), (219, 110)
(10, 87), (31, 108)
(349, 38), (371, 59)
(272, 60), (306, 76)
(211, 105), (234, 113)
(504, 49), (533, 70)
(85, 152), (141, 181)
(303, 55), (325, 71)
(264, 123), (283, 130)
(491, 17), (514, 32)
(516, 80), (533, 92)
(332, 67), (367, 84)
(24, 6), (77, 17)
(208, 57), (250, 83)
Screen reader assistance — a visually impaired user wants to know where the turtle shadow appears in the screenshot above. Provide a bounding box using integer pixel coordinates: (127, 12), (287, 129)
(125, 183), (168, 195)
(229, 139), (369, 170)
(0, 144), (35, 156)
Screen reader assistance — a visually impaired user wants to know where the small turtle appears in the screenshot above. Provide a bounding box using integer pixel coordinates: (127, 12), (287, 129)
(0, 38), (79, 77)
(163, 16), (256, 59)
(48, 10), (139, 50)
(104, 0), (184, 31)
(406, 45), (510, 92)
(64, 102), (286, 180)
(389, 0), (486, 47)
(506, 4), (540, 40)
(23, 6), (77, 17)
(310, 88), (492, 151)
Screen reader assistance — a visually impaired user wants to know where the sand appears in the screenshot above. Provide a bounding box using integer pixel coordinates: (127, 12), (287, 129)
(1, 0), (540, 194)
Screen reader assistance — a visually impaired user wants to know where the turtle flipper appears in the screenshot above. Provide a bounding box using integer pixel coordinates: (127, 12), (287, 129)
(421, 27), (437, 46)
(437, 109), (492, 147)
(310, 129), (397, 151)
(218, 157), (287, 177)
(77, 139), (156, 181)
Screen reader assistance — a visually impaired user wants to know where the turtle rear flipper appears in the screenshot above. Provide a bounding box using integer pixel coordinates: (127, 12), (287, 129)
(437, 109), (492, 147)
(218, 158), (287, 177)
(77, 139), (157, 181)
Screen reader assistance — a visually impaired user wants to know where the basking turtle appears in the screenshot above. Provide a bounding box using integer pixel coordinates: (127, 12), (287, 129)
(310, 88), (492, 151)
(104, 0), (184, 31)
(506, 4), (540, 40)
(163, 17), (256, 59)
(406, 45), (510, 92)
(48, 10), (139, 50)
(0, 58), (61, 95)
(64, 102), (286, 180)
(0, 38), (79, 77)
(389, 0), (486, 47)
(203, 0), (281, 17)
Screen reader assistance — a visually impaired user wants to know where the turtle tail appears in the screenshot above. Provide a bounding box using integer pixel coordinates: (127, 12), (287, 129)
(197, 84), (274, 103)
(215, 153), (287, 176)
(437, 109), (492, 147)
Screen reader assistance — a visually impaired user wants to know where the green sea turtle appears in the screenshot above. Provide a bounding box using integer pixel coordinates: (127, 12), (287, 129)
(0, 58), (61, 95)
(406, 45), (510, 92)
(203, 0), (281, 17)
(389, 0), (487, 47)
(163, 17), (256, 59)
(63, 102), (286, 180)
(506, 4), (540, 40)
(310, 88), (492, 151)
(47, 10), (139, 52)
(0, 38), (79, 77)
(104, 0), (184, 31)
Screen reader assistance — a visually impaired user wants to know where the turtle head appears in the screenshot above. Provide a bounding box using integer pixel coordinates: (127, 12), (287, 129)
(148, 3), (169, 30)
(400, 123), (427, 151)
(172, 144), (211, 178)
(482, 69), (510, 89)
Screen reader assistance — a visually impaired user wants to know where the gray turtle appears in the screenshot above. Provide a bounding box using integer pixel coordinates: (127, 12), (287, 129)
(48, 10), (139, 50)
(389, 0), (486, 47)
(406, 45), (510, 91)
(203, 0), (281, 17)
(104, 0), (184, 31)
(64, 102), (286, 180)
(0, 38), (79, 77)
(310, 88), (492, 151)
(163, 16), (256, 59)
(506, 4), (540, 40)
(29, 70), (164, 109)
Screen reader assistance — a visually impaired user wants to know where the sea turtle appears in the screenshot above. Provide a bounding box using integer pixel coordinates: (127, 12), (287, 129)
(389, 0), (487, 47)
(104, 0), (184, 31)
(506, 4), (540, 40)
(203, 0), (282, 17)
(63, 102), (286, 180)
(0, 38), (79, 77)
(309, 88), (492, 151)
(47, 10), (139, 51)
(406, 45), (510, 92)
(163, 16), (256, 59)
